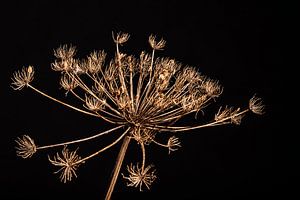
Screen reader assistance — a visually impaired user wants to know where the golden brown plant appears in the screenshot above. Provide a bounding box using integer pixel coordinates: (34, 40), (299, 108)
(12, 32), (264, 200)
(48, 146), (82, 183)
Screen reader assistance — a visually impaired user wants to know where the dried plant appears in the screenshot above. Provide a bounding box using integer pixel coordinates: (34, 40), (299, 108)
(48, 146), (82, 183)
(12, 32), (264, 200)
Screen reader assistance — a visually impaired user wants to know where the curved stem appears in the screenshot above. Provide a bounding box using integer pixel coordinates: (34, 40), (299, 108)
(37, 125), (124, 150)
(77, 127), (130, 164)
(152, 139), (168, 148)
(28, 84), (122, 124)
(28, 84), (99, 118)
(145, 109), (249, 132)
(70, 90), (85, 102)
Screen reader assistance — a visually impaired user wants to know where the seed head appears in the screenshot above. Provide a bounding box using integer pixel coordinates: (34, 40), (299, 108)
(122, 163), (157, 191)
(167, 136), (181, 154)
(84, 95), (105, 112)
(15, 135), (37, 159)
(60, 73), (78, 93)
(113, 32), (130, 45)
(149, 35), (166, 50)
(48, 146), (82, 183)
(54, 44), (76, 59)
(249, 94), (265, 115)
(11, 66), (34, 90)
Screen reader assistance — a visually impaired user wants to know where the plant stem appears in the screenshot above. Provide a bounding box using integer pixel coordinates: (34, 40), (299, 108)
(105, 136), (131, 200)
(140, 142), (146, 171)
(37, 125), (124, 150)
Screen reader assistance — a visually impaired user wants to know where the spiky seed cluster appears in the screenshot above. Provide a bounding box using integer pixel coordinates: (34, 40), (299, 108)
(11, 66), (34, 90)
(167, 136), (181, 154)
(149, 35), (166, 50)
(54, 44), (76, 59)
(131, 127), (155, 145)
(84, 95), (106, 111)
(215, 106), (244, 125)
(85, 50), (106, 74)
(113, 32), (130, 45)
(48, 146), (82, 183)
(249, 95), (265, 115)
(122, 163), (157, 191)
(15, 135), (37, 158)
(52, 45), (80, 73)
(60, 73), (78, 93)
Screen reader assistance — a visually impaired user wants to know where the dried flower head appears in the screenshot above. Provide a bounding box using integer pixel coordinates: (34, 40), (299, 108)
(202, 79), (223, 97)
(13, 32), (264, 199)
(48, 146), (82, 183)
(249, 94), (265, 115)
(167, 136), (181, 154)
(11, 66), (34, 90)
(54, 44), (76, 59)
(215, 106), (232, 121)
(60, 73), (78, 92)
(122, 163), (157, 191)
(15, 135), (37, 159)
(84, 95), (105, 111)
(215, 106), (244, 125)
(149, 35), (166, 50)
(113, 32), (130, 45)
(230, 108), (244, 125)
(85, 50), (106, 74)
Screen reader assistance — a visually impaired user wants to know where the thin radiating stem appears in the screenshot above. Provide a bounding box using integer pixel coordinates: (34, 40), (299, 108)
(76, 127), (130, 164)
(72, 72), (122, 117)
(137, 49), (155, 113)
(116, 43), (130, 101)
(37, 125), (124, 150)
(70, 90), (85, 102)
(28, 84), (121, 124)
(145, 109), (249, 132)
(28, 84), (98, 118)
(152, 139), (168, 148)
(70, 89), (123, 120)
(129, 67), (135, 112)
(86, 72), (118, 106)
(135, 59), (146, 111)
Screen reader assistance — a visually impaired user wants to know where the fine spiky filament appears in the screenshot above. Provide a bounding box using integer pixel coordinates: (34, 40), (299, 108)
(13, 32), (264, 199)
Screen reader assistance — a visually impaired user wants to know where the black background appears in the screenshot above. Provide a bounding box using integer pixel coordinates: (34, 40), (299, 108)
(0, 0), (294, 200)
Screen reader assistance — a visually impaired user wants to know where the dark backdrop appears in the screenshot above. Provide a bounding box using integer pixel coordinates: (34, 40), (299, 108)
(0, 0), (293, 200)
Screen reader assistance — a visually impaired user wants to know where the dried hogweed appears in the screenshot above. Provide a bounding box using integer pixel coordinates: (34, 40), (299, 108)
(48, 146), (82, 183)
(12, 32), (264, 200)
